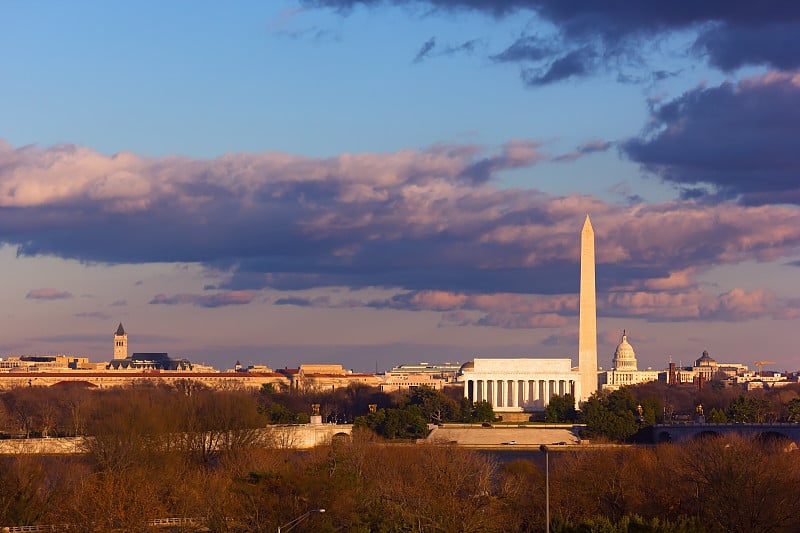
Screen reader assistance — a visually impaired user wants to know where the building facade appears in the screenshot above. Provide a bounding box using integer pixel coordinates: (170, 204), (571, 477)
(599, 332), (661, 390)
(113, 323), (128, 360)
(460, 358), (580, 412)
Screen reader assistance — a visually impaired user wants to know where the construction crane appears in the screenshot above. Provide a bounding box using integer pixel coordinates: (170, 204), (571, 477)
(753, 361), (776, 378)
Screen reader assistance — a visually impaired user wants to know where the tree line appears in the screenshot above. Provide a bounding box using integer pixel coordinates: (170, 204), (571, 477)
(0, 382), (799, 530)
(1, 426), (799, 530)
(545, 381), (800, 442)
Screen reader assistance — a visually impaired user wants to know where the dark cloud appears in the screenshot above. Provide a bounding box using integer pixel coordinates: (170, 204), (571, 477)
(695, 22), (800, 72)
(2, 139), (800, 327)
(306, 1), (800, 84)
(521, 47), (596, 86)
(553, 139), (612, 163)
(274, 296), (333, 307)
(413, 36), (481, 63)
(623, 73), (800, 205)
(413, 36), (436, 63)
(492, 35), (553, 63)
(149, 291), (256, 308)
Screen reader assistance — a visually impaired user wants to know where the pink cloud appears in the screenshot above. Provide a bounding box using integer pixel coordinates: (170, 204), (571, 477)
(2, 139), (800, 332)
(26, 288), (73, 300)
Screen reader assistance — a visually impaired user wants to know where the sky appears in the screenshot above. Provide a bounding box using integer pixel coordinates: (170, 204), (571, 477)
(1, 1), (799, 373)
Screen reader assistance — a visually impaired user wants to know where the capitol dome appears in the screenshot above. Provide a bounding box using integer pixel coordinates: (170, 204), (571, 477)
(612, 331), (638, 371)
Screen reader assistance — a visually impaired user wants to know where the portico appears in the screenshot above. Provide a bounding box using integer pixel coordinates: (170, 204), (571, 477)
(461, 358), (580, 412)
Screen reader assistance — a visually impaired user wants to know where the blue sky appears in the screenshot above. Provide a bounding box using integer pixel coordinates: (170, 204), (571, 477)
(1, 1), (799, 373)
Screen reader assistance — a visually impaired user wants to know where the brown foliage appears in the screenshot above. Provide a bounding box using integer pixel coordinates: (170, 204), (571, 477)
(3, 382), (800, 531)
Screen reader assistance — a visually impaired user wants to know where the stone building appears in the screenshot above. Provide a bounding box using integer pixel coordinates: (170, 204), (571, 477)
(113, 323), (128, 360)
(277, 364), (382, 391)
(458, 215), (598, 412)
(460, 358), (579, 412)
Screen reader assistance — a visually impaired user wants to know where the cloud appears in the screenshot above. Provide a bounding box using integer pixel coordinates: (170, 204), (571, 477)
(492, 34), (554, 63)
(26, 288), (73, 300)
(623, 72), (800, 205)
(694, 22), (800, 72)
(75, 311), (112, 320)
(604, 287), (794, 323)
(149, 291), (257, 308)
(521, 46), (597, 86)
(413, 36), (437, 63)
(274, 295), (332, 307)
(2, 139), (800, 329)
(305, 1), (800, 85)
(553, 138), (612, 163)
(412, 37), (481, 63)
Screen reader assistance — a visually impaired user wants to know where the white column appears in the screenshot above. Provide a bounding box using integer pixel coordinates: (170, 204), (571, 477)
(496, 380), (504, 407)
(526, 380), (532, 407)
(538, 380), (544, 407)
(509, 380), (516, 407)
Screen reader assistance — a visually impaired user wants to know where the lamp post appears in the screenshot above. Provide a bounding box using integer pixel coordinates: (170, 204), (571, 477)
(540, 444), (549, 533)
(277, 508), (325, 533)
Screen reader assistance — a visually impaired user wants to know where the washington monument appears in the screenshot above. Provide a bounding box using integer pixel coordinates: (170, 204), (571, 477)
(578, 215), (597, 402)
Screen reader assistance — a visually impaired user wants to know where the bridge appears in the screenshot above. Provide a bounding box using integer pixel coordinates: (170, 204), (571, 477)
(649, 423), (800, 446)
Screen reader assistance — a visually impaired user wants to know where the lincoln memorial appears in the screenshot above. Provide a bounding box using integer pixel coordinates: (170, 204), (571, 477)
(460, 358), (580, 412)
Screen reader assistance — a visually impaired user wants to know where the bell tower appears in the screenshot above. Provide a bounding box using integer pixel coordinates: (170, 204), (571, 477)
(114, 323), (128, 360)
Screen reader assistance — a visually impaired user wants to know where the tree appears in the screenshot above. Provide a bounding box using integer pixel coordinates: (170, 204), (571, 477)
(786, 398), (800, 422)
(354, 406), (428, 440)
(707, 407), (728, 423)
(580, 390), (639, 442)
(545, 394), (577, 423)
(470, 400), (495, 423)
(726, 395), (771, 423)
(404, 386), (457, 424)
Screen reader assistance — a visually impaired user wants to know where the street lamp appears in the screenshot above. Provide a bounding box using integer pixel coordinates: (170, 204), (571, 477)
(277, 508), (325, 533)
(539, 445), (549, 533)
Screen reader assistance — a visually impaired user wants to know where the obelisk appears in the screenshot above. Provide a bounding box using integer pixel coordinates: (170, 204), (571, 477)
(578, 214), (597, 402)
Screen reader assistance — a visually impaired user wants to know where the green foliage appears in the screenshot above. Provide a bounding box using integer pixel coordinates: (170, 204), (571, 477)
(470, 400), (496, 423)
(637, 397), (660, 426)
(581, 389), (639, 442)
(353, 406), (428, 440)
(260, 402), (296, 424)
(707, 407), (727, 423)
(787, 398), (800, 422)
(403, 385), (457, 424)
(545, 394), (578, 423)
(551, 514), (705, 532)
(726, 395), (771, 423)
